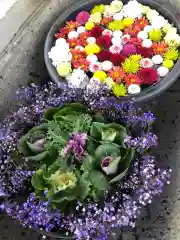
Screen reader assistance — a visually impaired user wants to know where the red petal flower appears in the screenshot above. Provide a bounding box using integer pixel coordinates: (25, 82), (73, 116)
(110, 54), (126, 66)
(124, 25), (141, 37)
(134, 17), (149, 29)
(96, 35), (112, 48)
(97, 50), (111, 61)
(55, 33), (65, 39)
(68, 38), (80, 48)
(125, 74), (142, 86)
(139, 68), (158, 84)
(121, 44), (137, 57)
(90, 26), (103, 38)
(137, 46), (154, 58)
(101, 17), (113, 25)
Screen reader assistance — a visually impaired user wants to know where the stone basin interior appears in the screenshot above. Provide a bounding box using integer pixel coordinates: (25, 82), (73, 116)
(0, 0), (180, 239)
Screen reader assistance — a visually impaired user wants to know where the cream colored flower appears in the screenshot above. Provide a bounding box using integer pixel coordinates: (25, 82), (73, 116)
(146, 9), (159, 21)
(110, 0), (123, 13)
(164, 33), (180, 47)
(50, 171), (77, 192)
(89, 12), (102, 24)
(104, 77), (115, 90)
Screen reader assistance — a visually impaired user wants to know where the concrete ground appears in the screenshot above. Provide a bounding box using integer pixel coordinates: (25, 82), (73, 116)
(0, 0), (180, 239)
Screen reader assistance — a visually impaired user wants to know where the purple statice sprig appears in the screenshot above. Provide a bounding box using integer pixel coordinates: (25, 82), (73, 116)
(0, 82), (170, 240)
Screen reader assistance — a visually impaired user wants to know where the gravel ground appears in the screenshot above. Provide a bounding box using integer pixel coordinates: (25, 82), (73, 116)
(0, 0), (180, 239)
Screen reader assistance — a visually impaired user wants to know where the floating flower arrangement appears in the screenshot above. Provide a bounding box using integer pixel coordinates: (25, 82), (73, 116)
(0, 83), (170, 239)
(48, 0), (180, 97)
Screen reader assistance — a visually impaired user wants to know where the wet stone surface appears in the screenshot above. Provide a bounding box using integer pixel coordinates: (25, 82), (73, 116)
(0, 0), (180, 239)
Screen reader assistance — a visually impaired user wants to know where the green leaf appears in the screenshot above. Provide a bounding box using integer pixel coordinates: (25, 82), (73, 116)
(31, 168), (47, 190)
(89, 170), (110, 191)
(90, 122), (105, 140)
(86, 137), (98, 154)
(18, 135), (32, 155)
(51, 191), (77, 203)
(121, 148), (135, 169)
(93, 113), (105, 123)
(109, 168), (128, 184)
(92, 189), (105, 202)
(28, 124), (48, 134)
(95, 143), (120, 164)
(26, 140), (44, 153)
(54, 103), (87, 119)
(81, 154), (95, 172)
(44, 108), (62, 121)
(76, 171), (91, 200)
(102, 129), (117, 142)
(27, 151), (49, 161)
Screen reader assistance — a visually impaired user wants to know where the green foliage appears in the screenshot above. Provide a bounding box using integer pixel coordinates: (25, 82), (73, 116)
(17, 102), (135, 208)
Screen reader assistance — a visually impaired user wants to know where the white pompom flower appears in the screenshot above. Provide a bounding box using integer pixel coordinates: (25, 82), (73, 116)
(142, 39), (152, 48)
(128, 84), (141, 94)
(66, 69), (89, 88)
(102, 29), (113, 37)
(89, 62), (102, 73)
(110, 45), (123, 54)
(157, 66), (169, 77)
(102, 61), (113, 71)
(77, 26), (86, 34)
(144, 25), (154, 33)
(137, 31), (148, 40)
(151, 16), (168, 29)
(68, 31), (79, 39)
(152, 55), (163, 65)
(140, 58), (153, 68)
(112, 37), (122, 46)
(86, 55), (98, 64)
(113, 30), (123, 38)
(86, 37), (96, 44)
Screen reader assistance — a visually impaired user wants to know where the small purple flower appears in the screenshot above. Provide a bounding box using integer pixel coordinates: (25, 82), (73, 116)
(64, 133), (87, 160)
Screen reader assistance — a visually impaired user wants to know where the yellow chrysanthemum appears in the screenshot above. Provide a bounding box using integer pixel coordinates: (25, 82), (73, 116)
(149, 29), (162, 42)
(91, 4), (105, 14)
(122, 57), (140, 74)
(123, 17), (134, 27)
(85, 21), (95, 31)
(112, 83), (127, 97)
(130, 54), (142, 62)
(164, 48), (179, 61)
(163, 60), (174, 69)
(85, 43), (101, 55)
(108, 20), (124, 31)
(93, 71), (107, 82)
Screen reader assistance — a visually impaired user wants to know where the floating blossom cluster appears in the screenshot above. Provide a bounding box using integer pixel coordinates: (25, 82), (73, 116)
(49, 0), (180, 97)
(0, 83), (171, 240)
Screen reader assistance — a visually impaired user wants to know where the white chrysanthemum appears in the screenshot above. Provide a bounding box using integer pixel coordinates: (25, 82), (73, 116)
(152, 55), (163, 65)
(142, 39), (152, 48)
(103, 5), (114, 18)
(68, 31), (79, 39)
(151, 16), (168, 29)
(102, 29), (113, 37)
(102, 61), (113, 71)
(113, 30), (123, 38)
(112, 37), (122, 45)
(128, 84), (141, 94)
(140, 4), (150, 14)
(89, 62), (102, 73)
(144, 25), (153, 33)
(86, 37), (96, 44)
(48, 44), (72, 67)
(140, 58), (153, 68)
(122, 0), (143, 19)
(86, 54), (98, 64)
(55, 38), (67, 46)
(164, 33), (180, 47)
(66, 69), (89, 88)
(146, 9), (159, 21)
(113, 12), (124, 20)
(137, 31), (148, 40)
(167, 27), (177, 35)
(77, 26), (86, 34)
(157, 66), (169, 77)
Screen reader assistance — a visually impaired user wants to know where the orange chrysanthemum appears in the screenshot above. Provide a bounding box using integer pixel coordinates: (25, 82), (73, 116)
(124, 25), (141, 37)
(66, 21), (80, 30)
(101, 17), (113, 25)
(108, 67), (125, 83)
(55, 32), (66, 39)
(152, 42), (168, 55)
(79, 32), (91, 46)
(71, 49), (85, 61)
(134, 17), (148, 29)
(125, 74), (142, 86)
(73, 58), (89, 71)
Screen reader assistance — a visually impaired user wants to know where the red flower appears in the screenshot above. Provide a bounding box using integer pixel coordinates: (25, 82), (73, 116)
(68, 38), (80, 48)
(124, 25), (141, 37)
(90, 26), (103, 38)
(55, 33), (65, 39)
(58, 26), (70, 36)
(66, 21), (80, 30)
(129, 37), (142, 47)
(96, 35), (112, 48)
(137, 46), (154, 58)
(139, 68), (158, 84)
(125, 74), (142, 86)
(79, 32), (90, 46)
(121, 44), (137, 57)
(110, 54), (126, 66)
(71, 49), (85, 61)
(152, 42), (168, 55)
(77, 58), (90, 71)
(76, 11), (90, 24)
(108, 67), (125, 83)
(135, 17), (148, 29)
(97, 50), (111, 61)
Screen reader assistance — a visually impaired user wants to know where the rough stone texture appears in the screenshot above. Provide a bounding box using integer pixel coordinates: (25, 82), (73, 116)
(0, 0), (180, 239)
